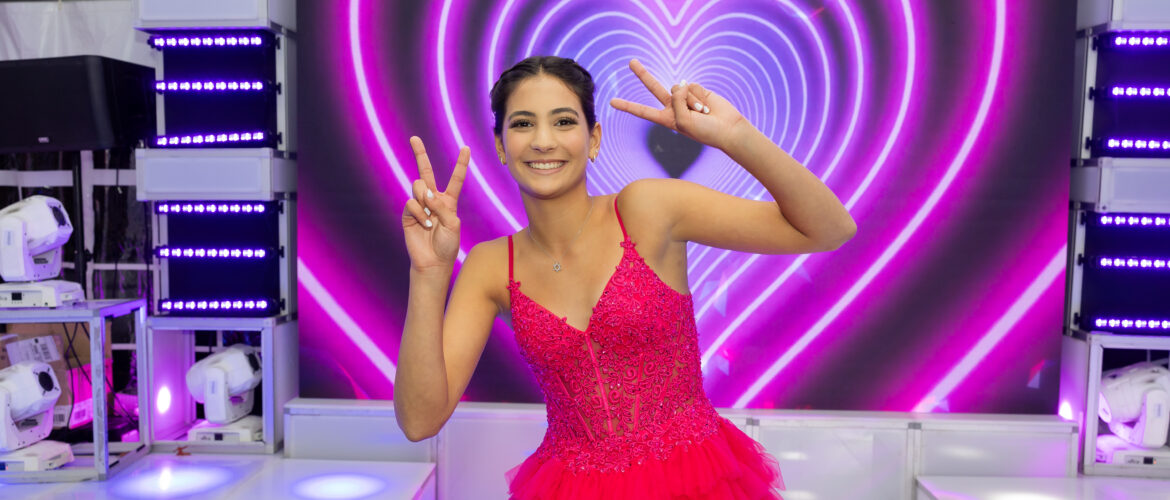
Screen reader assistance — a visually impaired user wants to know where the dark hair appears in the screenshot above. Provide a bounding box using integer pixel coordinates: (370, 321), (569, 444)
(489, 56), (596, 136)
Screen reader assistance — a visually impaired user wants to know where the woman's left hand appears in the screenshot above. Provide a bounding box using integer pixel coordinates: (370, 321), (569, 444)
(610, 59), (747, 151)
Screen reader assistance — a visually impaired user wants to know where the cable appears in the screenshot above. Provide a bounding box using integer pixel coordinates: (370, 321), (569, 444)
(60, 323), (76, 429)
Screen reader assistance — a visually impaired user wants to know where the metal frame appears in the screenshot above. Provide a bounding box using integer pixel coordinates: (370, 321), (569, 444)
(137, 0), (297, 32)
(1064, 0), (1170, 478)
(141, 315), (297, 455)
(1068, 332), (1170, 478)
(0, 298), (148, 483)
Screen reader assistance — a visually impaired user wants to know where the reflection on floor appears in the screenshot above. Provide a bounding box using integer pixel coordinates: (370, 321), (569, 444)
(916, 475), (1170, 500)
(0, 453), (435, 500)
(2, 453), (1170, 499)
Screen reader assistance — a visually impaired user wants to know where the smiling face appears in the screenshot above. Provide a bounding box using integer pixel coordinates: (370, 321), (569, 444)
(496, 73), (601, 199)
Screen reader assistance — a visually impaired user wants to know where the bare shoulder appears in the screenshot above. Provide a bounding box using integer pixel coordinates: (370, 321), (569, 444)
(615, 178), (695, 228)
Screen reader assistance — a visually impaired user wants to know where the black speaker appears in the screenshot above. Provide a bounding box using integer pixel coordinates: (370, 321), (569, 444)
(0, 55), (156, 153)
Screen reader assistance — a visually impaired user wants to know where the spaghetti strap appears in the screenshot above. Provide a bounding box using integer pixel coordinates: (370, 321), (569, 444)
(613, 197), (629, 240)
(507, 235), (514, 282)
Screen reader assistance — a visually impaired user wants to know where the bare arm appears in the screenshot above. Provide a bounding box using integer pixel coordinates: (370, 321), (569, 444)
(396, 243), (498, 442)
(393, 137), (497, 441)
(611, 59), (855, 253)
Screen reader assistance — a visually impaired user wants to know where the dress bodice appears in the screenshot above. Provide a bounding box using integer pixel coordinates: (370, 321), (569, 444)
(507, 200), (720, 473)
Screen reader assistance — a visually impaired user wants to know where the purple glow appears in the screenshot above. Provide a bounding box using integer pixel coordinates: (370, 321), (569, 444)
(321, 0), (1068, 411)
(1058, 400), (1073, 421)
(1107, 85), (1170, 98)
(161, 298), (274, 311)
(298, 258), (398, 381)
(1112, 33), (1170, 47)
(156, 202), (268, 214)
(153, 131), (268, 148)
(157, 386), (172, 414)
(1098, 214), (1168, 227)
(1098, 256), (1167, 269)
(736, 0), (1006, 409)
(155, 246), (270, 259)
(1103, 137), (1170, 151)
(149, 34), (267, 49)
(154, 80), (266, 93)
(911, 245), (1067, 412)
(1094, 317), (1170, 330)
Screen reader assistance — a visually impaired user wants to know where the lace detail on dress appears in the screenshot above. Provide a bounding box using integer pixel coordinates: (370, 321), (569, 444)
(510, 233), (722, 473)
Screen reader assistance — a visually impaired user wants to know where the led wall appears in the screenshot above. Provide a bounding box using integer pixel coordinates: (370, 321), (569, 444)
(297, 0), (1074, 413)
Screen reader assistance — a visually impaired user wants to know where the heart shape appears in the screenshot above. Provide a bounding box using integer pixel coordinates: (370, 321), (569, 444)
(646, 124), (704, 178)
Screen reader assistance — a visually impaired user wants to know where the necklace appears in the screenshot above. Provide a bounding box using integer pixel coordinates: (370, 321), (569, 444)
(528, 196), (594, 272)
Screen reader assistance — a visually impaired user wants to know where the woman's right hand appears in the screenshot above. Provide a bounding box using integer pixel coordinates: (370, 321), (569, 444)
(402, 136), (470, 271)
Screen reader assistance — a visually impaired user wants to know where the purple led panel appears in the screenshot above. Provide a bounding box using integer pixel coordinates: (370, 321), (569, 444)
(157, 247), (270, 259)
(1105, 85), (1170, 98)
(296, 0), (1073, 414)
(156, 202), (268, 214)
(1094, 317), (1170, 330)
(149, 34), (267, 49)
(1097, 256), (1169, 270)
(154, 80), (268, 93)
(154, 131), (267, 147)
(1101, 137), (1170, 151)
(160, 299), (272, 311)
(1098, 214), (1170, 227)
(1111, 33), (1170, 47)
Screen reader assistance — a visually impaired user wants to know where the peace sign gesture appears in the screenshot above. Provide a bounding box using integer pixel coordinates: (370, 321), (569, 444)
(609, 59), (746, 151)
(402, 136), (470, 270)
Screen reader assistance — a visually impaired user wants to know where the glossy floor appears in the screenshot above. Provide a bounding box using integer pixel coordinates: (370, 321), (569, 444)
(0, 453), (434, 500)
(917, 475), (1170, 500)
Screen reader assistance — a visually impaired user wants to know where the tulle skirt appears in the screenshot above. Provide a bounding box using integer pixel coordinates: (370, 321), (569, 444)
(506, 418), (784, 499)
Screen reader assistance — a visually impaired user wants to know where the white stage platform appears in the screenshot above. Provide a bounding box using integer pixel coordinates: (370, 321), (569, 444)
(917, 475), (1170, 500)
(2, 400), (1169, 499)
(0, 453), (435, 500)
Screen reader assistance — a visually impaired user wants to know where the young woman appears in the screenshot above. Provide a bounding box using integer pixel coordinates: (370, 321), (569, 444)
(395, 56), (855, 499)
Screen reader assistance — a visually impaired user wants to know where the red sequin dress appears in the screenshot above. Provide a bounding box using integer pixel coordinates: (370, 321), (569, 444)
(505, 198), (785, 499)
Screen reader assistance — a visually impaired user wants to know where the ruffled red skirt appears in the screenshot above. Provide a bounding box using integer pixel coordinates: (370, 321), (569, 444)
(506, 418), (784, 499)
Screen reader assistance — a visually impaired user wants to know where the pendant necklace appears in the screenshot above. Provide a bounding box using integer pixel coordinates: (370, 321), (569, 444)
(528, 196), (594, 272)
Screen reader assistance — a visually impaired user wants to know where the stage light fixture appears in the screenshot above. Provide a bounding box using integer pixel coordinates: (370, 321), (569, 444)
(161, 298), (272, 311)
(149, 34), (268, 50)
(1094, 317), (1170, 331)
(154, 131), (268, 148)
(1105, 85), (1170, 98)
(1102, 137), (1170, 151)
(1111, 33), (1170, 47)
(155, 247), (270, 260)
(1097, 214), (1169, 227)
(154, 80), (268, 94)
(156, 202), (269, 214)
(1097, 256), (1168, 270)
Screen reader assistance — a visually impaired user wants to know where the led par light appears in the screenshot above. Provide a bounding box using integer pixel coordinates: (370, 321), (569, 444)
(1101, 137), (1170, 151)
(1102, 85), (1170, 99)
(160, 298), (275, 312)
(1097, 257), (1169, 270)
(156, 202), (271, 215)
(1110, 32), (1170, 48)
(1097, 214), (1170, 228)
(149, 33), (270, 50)
(1091, 137), (1170, 157)
(154, 80), (271, 94)
(156, 247), (272, 260)
(1093, 317), (1170, 331)
(154, 131), (269, 148)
